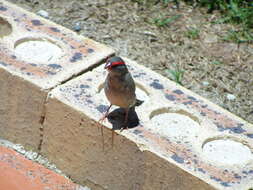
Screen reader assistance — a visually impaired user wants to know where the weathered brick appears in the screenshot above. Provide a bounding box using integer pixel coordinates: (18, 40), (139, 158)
(0, 0), (114, 150)
(42, 58), (253, 190)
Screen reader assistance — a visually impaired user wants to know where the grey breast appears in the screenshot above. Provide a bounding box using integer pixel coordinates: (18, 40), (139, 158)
(104, 73), (136, 108)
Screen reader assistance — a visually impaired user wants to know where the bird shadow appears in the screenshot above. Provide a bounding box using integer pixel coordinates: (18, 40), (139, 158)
(107, 107), (140, 130)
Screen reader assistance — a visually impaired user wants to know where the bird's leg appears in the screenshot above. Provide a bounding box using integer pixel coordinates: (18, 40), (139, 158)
(98, 104), (112, 151)
(101, 125), (104, 151)
(120, 108), (129, 132)
(111, 129), (114, 148)
(99, 104), (112, 123)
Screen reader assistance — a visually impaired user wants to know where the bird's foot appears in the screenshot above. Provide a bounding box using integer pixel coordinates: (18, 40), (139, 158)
(98, 114), (109, 151)
(98, 114), (108, 123)
(120, 124), (128, 132)
(98, 105), (112, 124)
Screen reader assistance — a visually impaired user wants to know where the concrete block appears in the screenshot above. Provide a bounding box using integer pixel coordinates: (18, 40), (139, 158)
(42, 58), (253, 190)
(0, 0), (114, 150)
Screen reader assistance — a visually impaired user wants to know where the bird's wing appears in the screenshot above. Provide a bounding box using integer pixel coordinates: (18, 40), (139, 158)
(124, 72), (136, 93)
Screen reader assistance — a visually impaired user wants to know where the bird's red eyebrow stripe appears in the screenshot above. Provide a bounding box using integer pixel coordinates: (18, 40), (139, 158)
(111, 61), (125, 67)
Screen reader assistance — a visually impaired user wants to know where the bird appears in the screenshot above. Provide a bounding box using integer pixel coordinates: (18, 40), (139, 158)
(99, 56), (143, 147)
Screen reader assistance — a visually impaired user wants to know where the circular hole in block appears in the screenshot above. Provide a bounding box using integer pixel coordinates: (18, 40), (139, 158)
(150, 108), (201, 140)
(202, 137), (252, 165)
(98, 82), (149, 103)
(14, 37), (62, 64)
(0, 17), (12, 38)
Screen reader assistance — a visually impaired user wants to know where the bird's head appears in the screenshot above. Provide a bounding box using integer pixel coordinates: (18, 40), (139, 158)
(105, 56), (128, 75)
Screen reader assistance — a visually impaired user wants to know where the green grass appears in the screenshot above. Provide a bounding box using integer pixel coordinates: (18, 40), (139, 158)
(133, 0), (253, 43)
(178, 0), (253, 29)
(132, 0), (253, 30)
(211, 60), (223, 65)
(222, 29), (253, 43)
(166, 66), (184, 85)
(170, 0), (253, 43)
(153, 15), (181, 27)
(131, 0), (146, 4)
(203, 0), (252, 27)
(185, 28), (200, 39)
(163, 0), (171, 3)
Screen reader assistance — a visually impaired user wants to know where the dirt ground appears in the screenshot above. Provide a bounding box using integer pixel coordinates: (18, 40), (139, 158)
(7, 0), (253, 124)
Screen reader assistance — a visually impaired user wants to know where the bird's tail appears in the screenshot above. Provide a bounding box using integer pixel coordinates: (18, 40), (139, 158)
(135, 99), (144, 107)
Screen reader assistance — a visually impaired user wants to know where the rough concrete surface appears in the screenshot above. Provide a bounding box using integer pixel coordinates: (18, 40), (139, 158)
(42, 96), (213, 190)
(0, 0), (115, 89)
(42, 58), (253, 190)
(0, 0), (114, 150)
(0, 68), (46, 150)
